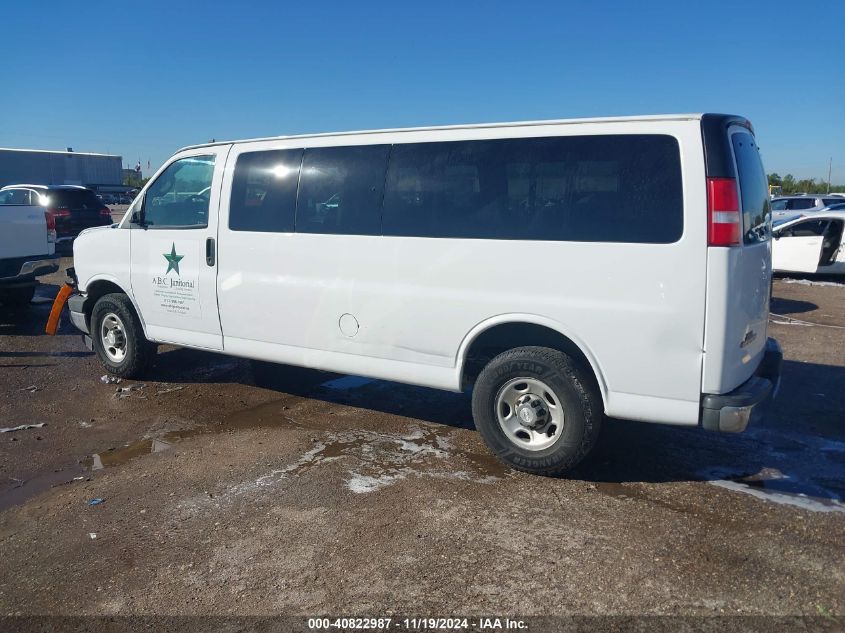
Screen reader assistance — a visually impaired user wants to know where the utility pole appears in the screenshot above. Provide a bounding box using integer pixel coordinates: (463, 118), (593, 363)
(828, 157), (833, 193)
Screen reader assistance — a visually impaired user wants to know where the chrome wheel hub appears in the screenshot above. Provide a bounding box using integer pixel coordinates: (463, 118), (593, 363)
(100, 312), (127, 363)
(496, 378), (564, 451)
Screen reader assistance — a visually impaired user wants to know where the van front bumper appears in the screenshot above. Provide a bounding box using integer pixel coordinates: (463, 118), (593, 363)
(67, 291), (89, 334)
(700, 338), (782, 433)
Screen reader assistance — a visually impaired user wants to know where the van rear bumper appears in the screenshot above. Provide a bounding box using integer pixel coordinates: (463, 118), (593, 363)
(700, 338), (782, 433)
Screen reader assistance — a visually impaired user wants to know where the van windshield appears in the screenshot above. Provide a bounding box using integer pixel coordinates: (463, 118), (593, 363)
(731, 132), (771, 243)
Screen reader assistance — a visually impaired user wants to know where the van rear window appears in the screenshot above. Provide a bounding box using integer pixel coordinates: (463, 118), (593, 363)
(730, 132), (770, 243)
(383, 135), (683, 243)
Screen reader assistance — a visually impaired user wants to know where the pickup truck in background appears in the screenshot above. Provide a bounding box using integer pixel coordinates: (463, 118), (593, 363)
(0, 186), (59, 307)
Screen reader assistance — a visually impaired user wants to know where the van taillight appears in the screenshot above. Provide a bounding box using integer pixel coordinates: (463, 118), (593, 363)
(707, 177), (741, 246)
(44, 210), (57, 243)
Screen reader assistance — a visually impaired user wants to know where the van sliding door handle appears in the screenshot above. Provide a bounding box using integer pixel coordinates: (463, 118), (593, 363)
(206, 237), (215, 266)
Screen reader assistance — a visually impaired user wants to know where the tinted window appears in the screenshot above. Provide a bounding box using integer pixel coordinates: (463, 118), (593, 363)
(382, 135), (682, 243)
(229, 149), (302, 232)
(46, 189), (102, 210)
(143, 156), (215, 228)
(296, 145), (389, 235)
(770, 199), (787, 211)
(730, 132), (770, 243)
(0, 189), (31, 205)
(788, 198), (816, 210)
(823, 198), (841, 207)
(781, 219), (828, 237)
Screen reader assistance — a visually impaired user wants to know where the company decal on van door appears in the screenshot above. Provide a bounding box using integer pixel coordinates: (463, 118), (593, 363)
(150, 240), (201, 318)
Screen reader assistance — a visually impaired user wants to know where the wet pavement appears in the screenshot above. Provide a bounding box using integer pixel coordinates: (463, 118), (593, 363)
(0, 260), (843, 616)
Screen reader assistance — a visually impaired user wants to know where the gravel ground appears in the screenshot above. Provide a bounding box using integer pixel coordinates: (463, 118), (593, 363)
(0, 262), (842, 619)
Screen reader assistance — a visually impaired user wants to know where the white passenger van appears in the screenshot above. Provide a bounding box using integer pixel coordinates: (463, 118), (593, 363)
(64, 114), (781, 474)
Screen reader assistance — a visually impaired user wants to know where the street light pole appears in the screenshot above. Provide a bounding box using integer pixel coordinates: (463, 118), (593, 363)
(828, 157), (833, 194)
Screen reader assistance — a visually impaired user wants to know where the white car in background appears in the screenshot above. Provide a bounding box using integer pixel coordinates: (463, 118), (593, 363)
(0, 187), (59, 306)
(771, 195), (844, 220)
(772, 209), (845, 275)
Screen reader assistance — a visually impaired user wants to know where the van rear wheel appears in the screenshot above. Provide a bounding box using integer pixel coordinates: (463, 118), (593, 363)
(471, 346), (603, 475)
(90, 293), (155, 379)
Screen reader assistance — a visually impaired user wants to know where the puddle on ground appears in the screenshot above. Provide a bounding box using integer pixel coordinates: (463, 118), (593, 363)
(64, 374), (508, 507)
(78, 400), (303, 471)
(704, 466), (845, 514)
(0, 465), (85, 513)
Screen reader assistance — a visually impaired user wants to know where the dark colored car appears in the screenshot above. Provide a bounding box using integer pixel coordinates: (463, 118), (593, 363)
(29, 185), (113, 252)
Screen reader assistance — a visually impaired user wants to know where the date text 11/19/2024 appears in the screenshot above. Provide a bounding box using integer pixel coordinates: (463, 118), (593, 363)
(307, 617), (528, 630)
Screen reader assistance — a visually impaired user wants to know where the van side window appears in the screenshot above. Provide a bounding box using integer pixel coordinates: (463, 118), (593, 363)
(382, 135), (682, 243)
(0, 189), (31, 205)
(730, 132), (770, 243)
(143, 155), (215, 228)
(229, 149), (303, 233)
(296, 145), (389, 235)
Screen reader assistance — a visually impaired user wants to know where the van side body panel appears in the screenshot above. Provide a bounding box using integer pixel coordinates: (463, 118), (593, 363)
(216, 119), (708, 425)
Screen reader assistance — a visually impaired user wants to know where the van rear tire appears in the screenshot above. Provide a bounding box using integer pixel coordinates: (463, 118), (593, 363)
(471, 346), (603, 475)
(90, 293), (156, 379)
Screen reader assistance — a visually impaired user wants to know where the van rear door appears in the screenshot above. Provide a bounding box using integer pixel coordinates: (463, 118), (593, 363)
(701, 115), (772, 395)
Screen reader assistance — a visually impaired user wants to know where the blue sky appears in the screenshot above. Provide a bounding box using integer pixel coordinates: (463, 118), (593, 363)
(2, 0), (843, 182)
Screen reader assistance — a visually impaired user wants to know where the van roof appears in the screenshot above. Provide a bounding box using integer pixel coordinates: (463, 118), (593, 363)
(178, 113), (719, 152)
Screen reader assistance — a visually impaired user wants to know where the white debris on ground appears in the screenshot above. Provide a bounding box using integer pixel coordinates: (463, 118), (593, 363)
(100, 375), (122, 384)
(182, 425), (501, 512)
(113, 383), (146, 399)
(701, 430), (845, 514)
(780, 278), (845, 288)
(156, 385), (186, 395)
(19, 385), (38, 393)
(0, 422), (46, 433)
(347, 471), (411, 493)
(708, 476), (845, 514)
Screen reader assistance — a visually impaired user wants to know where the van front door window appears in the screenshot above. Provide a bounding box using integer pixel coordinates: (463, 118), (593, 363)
(143, 156), (215, 227)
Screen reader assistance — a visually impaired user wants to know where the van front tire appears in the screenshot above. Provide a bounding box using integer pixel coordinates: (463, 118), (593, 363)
(90, 293), (155, 379)
(471, 346), (603, 475)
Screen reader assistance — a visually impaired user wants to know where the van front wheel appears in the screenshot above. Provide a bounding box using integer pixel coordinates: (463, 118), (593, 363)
(471, 346), (603, 475)
(90, 293), (155, 379)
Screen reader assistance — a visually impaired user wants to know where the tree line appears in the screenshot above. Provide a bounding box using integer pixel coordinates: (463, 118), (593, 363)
(768, 173), (845, 195)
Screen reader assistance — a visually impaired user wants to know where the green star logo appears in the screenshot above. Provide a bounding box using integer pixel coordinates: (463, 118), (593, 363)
(163, 242), (184, 276)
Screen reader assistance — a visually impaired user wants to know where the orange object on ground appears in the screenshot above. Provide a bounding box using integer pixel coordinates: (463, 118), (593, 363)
(45, 283), (74, 335)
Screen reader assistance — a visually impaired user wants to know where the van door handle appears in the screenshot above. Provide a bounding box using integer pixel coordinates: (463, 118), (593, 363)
(206, 237), (215, 266)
